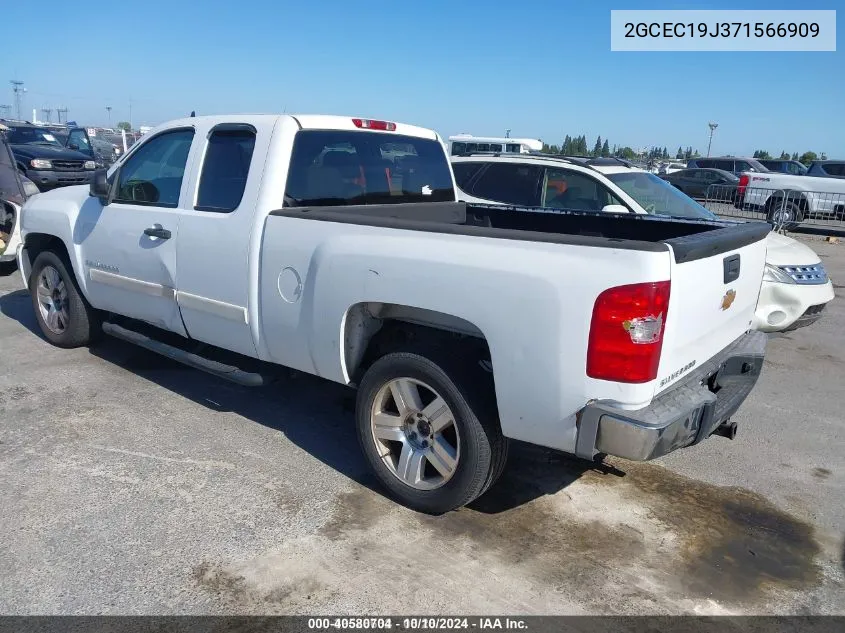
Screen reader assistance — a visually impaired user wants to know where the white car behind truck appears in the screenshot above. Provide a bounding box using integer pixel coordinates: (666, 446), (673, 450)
(17, 114), (770, 512)
(452, 154), (835, 333)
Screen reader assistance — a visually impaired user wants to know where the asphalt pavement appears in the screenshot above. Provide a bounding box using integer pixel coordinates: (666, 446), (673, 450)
(0, 234), (843, 615)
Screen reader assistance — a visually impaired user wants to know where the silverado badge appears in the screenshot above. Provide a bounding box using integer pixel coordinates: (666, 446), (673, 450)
(721, 289), (737, 311)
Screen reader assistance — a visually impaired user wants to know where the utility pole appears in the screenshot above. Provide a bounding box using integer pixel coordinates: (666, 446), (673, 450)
(505, 129), (511, 138)
(41, 108), (53, 123)
(707, 122), (718, 157)
(10, 80), (25, 120)
(128, 97), (132, 130)
(57, 107), (68, 124)
(106, 106), (112, 125)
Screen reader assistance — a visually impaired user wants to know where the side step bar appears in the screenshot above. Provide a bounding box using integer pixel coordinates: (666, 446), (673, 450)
(102, 322), (270, 387)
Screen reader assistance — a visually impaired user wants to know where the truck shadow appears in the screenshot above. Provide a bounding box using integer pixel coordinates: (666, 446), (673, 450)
(87, 338), (598, 514)
(0, 287), (598, 513)
(0, 288), (46, 341)
(0, 290), (592, 514)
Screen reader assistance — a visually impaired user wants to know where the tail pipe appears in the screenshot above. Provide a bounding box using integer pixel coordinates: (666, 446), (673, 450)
(712, 420), (738, 440)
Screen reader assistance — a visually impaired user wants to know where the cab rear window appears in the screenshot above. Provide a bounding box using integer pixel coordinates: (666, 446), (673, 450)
(284, 130), (454, 206)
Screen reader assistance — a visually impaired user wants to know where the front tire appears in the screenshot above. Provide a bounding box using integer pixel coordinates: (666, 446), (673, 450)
(29, 250), (101, 348)
(356, 350), (507, 513)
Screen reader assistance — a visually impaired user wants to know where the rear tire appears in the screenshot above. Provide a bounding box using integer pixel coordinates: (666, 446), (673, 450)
(29, 250), (101, 348)
(355, 349), (507, 514)
(767, 200), (803, 231)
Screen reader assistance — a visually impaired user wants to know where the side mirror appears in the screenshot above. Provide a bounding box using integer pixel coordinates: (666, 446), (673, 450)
(89, 169), (111, 201)
(601, 204), (629, 214)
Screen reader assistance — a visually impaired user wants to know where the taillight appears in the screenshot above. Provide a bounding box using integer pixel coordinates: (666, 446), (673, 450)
(352, 118), (396, 131)
(586, 281), (671, 384)
(738, 174), (749, 197)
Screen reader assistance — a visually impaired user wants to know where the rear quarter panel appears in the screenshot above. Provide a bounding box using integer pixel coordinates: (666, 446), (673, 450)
(257, 215), (671, 452)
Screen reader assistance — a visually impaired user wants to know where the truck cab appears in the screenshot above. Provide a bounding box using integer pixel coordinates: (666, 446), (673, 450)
(17, 114), (771, 513)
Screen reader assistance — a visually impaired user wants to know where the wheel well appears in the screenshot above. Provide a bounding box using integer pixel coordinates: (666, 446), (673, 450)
(343, 302), (491, 384)
(23, 233), (70, 268)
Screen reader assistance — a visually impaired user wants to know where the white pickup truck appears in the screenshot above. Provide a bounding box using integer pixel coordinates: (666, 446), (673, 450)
(737, 171), (845, 229)
(16, 114), (770, 513)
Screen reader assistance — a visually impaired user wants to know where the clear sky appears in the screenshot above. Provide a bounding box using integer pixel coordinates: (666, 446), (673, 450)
(3, 0), (842, 156)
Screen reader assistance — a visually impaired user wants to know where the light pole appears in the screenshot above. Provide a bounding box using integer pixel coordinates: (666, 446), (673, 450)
(106, 106), (112, 125)
(505, 129), (511, 138)
(707, 122), (718, 157)
(10, 81), (26, 120)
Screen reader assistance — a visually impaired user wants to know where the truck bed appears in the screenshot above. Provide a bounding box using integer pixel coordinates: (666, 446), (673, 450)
(271, 201), (771, 263)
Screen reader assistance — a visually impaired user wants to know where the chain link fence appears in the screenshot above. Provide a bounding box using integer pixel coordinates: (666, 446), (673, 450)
(702, 183), (845, 232)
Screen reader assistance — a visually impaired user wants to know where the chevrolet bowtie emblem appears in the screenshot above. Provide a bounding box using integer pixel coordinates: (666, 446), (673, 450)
(721, 289), (737, 311)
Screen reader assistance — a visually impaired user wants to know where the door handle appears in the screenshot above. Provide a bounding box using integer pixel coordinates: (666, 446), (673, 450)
(144, 226), (171, 240)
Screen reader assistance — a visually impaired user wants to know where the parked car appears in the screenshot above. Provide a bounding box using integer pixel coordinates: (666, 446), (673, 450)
(737, 171), (845, 228)
(3, 123), (97, 192)
(657, 161), (687, 176)
(18, 114), (770, 513)
(0, 124), (35, 272)
(452, 153), (834, 333)
(687, 157), (770, 176)
(52, 127), (120, 168)
(661, 168), (739, 200)
(758, 159), (808, 176)
(806, 160), (845, 179)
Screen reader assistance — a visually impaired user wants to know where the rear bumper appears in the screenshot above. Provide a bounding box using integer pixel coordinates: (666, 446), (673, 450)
(575, 330), (767, 461)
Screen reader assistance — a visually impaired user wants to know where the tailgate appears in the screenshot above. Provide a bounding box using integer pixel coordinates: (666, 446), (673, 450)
(655, 222), (769, 394)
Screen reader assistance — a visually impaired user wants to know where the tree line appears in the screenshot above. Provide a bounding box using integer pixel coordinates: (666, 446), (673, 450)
(541, 135), (829, 166)
(541, 135), (701, 161)
(752, 149), (827, 165)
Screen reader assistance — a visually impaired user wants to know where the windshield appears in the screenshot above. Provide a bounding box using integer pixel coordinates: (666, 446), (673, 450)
(6, 127), (63, 146)
(606, 171), (717, 220)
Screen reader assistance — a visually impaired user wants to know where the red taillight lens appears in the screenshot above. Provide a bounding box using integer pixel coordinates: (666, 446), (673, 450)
(586, 281), (671, 383)
(352, 118), (396, 131)
(738, 174), (749, 197)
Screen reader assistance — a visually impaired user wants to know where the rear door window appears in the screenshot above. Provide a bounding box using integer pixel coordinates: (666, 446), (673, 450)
(469, 163), (542, 206)
(284, 131), (454, 206)
(823, 163), (845, 176)
(195, 126), (256, 212)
